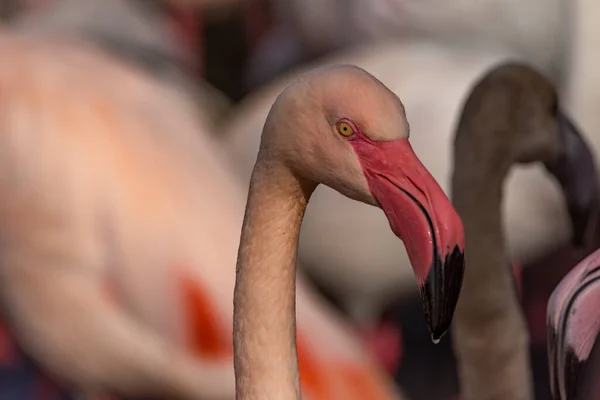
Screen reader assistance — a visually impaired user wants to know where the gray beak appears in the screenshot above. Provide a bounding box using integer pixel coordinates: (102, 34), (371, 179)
(544, 112), (600, 248)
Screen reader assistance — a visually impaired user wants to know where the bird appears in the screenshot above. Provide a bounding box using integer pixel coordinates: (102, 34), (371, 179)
(547, 249), (600, 399)
(0, 29), (237, 400)
(451, 63), (599, 400)
(232, 63), (466, 398)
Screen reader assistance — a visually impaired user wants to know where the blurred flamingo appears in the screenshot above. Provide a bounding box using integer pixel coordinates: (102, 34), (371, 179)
(451, 63), (599, 400)
(547, 250), (600, 399)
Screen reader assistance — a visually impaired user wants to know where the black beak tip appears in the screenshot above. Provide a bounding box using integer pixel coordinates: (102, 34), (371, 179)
(430, 322), (450, 344)
(420, 246), (465, 344)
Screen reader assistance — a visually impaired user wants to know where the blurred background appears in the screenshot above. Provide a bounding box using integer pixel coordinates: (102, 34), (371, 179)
(0, 0), (599, 399)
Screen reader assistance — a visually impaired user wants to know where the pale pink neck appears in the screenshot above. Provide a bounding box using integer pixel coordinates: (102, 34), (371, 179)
(233, 156), (314, 399)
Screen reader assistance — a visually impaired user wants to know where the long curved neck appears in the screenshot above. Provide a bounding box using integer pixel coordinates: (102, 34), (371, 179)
(451, 149), (534, 399)
(233, 155), (314, 399)
(452, 121), (513, 295)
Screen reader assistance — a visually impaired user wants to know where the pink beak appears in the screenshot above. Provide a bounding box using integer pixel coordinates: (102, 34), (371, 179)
(350, 135), (465, 342)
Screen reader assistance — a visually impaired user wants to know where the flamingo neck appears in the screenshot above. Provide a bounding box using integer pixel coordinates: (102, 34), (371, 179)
(451, 158), (534, 399)
(233, 156), (314, 399)
(451, 117), (512, 278)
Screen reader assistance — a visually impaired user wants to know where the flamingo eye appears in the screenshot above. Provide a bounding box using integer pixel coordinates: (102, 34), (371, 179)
(337, 121), (356, 137)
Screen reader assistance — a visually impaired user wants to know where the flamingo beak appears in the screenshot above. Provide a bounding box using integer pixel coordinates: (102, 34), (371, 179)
(547, 248), (600, 400)
(350, 137), (465, 342)
(544, 112), (600, 249)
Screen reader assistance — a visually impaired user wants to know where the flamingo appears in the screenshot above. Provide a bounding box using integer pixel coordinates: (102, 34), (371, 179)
(451, 63), (599, 400)
(0, 4), (419, 400)
(547, 250), (600, 399)
(232, 63), (466, 398)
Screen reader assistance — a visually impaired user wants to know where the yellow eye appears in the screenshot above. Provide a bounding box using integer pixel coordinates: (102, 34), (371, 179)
(337, 121), (355, 137)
